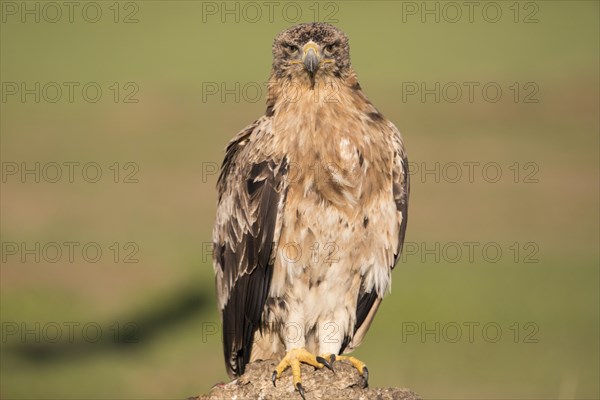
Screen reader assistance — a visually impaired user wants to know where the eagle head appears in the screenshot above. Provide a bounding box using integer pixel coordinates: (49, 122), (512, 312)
(271, 22), (351, 81)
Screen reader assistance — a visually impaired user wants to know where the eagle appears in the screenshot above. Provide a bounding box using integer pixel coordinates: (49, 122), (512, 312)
(212, 22), (409, 398)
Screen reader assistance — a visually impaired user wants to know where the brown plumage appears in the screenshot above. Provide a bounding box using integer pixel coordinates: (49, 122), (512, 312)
(212, 22), (409, 387)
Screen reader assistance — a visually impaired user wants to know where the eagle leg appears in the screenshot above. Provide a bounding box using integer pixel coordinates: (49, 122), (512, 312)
(324, 354), (369, 388)
(271, 348), (334, 399)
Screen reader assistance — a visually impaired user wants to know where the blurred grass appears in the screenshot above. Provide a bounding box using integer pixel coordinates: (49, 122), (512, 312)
(1, 1), (598, 399)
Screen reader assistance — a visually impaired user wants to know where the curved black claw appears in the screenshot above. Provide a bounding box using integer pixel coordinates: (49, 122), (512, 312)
(271, 371), (277, 387)
(316, 356), (335, 372)
(362, 366), (369, 388)
(295, 382), (306, 400)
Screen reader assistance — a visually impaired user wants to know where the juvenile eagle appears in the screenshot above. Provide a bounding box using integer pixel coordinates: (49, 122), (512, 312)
(212, 22), (409, 398)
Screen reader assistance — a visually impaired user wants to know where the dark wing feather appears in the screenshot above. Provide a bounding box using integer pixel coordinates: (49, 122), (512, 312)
(392, 155), (410, 266)
(213, 117), (288, 377)
(341, 123), (409, 354)
(339, 288), (379, 354)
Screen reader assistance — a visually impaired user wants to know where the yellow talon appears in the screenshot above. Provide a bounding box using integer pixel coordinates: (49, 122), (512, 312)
(271, 348), (334, 398)
(334, 355), (366, 373)
(323, 353), (369, 388)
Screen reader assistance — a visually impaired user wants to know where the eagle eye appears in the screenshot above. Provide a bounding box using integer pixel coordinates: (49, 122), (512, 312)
(323, 44), (335, 55)
(282, 43), (299, 55)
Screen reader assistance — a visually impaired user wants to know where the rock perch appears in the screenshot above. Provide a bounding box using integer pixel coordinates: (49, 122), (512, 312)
(191, 359), (421, 400)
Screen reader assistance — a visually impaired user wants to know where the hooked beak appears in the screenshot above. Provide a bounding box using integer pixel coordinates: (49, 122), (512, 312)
(302, 42), (320, 75)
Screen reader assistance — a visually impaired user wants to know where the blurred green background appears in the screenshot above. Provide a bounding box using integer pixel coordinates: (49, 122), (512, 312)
(1, 1), (598, 399)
